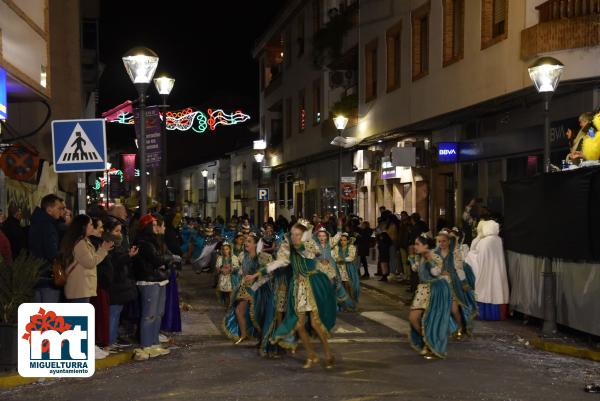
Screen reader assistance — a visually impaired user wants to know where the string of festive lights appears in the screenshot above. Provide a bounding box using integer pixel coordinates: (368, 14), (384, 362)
(114, 112), (135, 125)
(207, 109), (251, 131)
(164, 108), (208, 133)
(93, 168), (140, 190)
(106, 107), (250, 134)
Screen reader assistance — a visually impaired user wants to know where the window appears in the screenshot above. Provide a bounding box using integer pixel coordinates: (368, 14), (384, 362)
(271, 119), (283, 147)
(364, 39), (378, 103)
(481, 0), (508, 49)
(313, 78), (322, 125)
(298, 89), (306, 133)
(285, 29), (293, 68)
(287, 174), (294, 209)
(411, 2), (430, 81)
(285, 98), (292, 138)
(81, 19), (98, 50)
(278, 175), (286, 207)
(278, 174), (295, 209)
(442, 0), (464, 66)
(297, 14), (305, 57)
(313, 0), (322, 34)
(386, 20), (402, 92)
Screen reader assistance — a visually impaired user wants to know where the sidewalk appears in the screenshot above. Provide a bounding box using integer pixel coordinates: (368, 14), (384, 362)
(0, 267), (216, 391)
(360, 263), (600, 363)
(0, 350), (134, 389)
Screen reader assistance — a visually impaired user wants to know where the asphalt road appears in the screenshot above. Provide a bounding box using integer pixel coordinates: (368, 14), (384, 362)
(2, 268), (598, 401)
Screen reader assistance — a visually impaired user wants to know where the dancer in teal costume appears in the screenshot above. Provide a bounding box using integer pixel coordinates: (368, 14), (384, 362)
(408, 234), (453, 359)
(314, 228), (355, 311)
(332, 233), (361, 305)
(215, 242), (241, 306)
(222, 234), (274, 356)
(436, 230), (478, 337)
(247, 221), (337, 369)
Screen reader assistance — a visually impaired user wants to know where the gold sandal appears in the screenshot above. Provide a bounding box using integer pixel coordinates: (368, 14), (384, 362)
(302, 355), (320, 369)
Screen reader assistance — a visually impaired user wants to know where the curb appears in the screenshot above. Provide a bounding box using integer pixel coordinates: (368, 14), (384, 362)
(361, 280), (600, 363)
(0, 350), (134, 390)
(529, 337), (600, 362)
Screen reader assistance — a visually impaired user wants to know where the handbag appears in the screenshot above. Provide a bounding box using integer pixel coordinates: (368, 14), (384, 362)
(52, 259), (76, 287)
(52, 259), (66, 287)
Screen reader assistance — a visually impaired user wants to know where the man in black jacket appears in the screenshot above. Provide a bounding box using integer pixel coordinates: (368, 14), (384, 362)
(356, 221), (373, 278)
(29, 194), (65, 302)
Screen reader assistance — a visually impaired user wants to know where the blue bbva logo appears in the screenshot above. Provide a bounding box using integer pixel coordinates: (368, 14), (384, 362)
(18, 304), (95, 378)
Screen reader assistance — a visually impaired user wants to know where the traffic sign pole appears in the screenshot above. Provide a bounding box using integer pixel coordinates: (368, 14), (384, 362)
(77, 173), (86, 215)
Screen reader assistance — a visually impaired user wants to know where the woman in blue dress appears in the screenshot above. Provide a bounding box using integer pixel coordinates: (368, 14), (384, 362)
(246, 221), (337, 369)
(223, 233), (274, 355)
(408, 234), (453, 359)
(180, 221), (193, 259)
(314, 228), (354, 311)
(215, 242), (241, 307)
(332, 233), (360, 304)
(232, 232), (245, 260)
(436, 229), (478, 338)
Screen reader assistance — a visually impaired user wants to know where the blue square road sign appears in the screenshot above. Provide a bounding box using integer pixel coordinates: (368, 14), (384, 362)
(52, 119), (107, 173)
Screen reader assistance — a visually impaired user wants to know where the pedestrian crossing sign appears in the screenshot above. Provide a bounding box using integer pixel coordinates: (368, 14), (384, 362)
(51, 119), (107, 173)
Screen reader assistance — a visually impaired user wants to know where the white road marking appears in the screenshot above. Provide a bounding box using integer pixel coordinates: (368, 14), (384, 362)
(182, 312), (221, 336)
(334, 317), (366, 334)
(360, 311), (411, 335)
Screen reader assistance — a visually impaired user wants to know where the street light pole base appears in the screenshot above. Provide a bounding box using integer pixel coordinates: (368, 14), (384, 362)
(541, 267), (557, 337)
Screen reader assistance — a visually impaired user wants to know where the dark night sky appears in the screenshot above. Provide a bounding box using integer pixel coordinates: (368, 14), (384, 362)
(98, 1), (282, 172)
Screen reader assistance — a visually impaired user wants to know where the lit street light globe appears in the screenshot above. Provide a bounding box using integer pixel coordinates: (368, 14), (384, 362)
(122, 47), (159, 87)
(254, 152), (265, 163)
(154, 75), (175, 96)
(528, 57), (564, 93)
(333, 115), (349, 132)
(201, 169), (209, 178)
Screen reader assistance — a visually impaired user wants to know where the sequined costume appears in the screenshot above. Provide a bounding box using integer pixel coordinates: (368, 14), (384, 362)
(408, 253), (453, 358)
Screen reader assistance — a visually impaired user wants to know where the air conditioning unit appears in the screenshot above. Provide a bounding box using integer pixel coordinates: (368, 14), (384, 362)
(353, 149), (373, 172)
(329, 70), (357, 89)
(343, 70), (357, 87)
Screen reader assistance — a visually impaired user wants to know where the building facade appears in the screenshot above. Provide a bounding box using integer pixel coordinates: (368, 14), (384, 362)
(172, 159), (230, 220)
(357, 0), (600, 228)
(0, 0), (100, 215)
(253, 0), (359, 221)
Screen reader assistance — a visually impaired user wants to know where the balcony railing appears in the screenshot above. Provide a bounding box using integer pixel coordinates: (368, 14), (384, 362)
(312, 2), (359, 68)
(521, 13), (600, 59)
(536, 0), (600, 23)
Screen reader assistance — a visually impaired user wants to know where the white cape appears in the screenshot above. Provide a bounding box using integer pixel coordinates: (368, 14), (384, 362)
(466, 220), (509, 305)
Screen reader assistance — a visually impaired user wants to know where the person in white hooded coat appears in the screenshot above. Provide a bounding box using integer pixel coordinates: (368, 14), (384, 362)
(465, 219), (510, 320)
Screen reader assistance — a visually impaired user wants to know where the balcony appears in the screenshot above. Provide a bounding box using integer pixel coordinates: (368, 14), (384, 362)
(521, 1), (600, 59)
(536, 0), (599, 22)
(312, 2), (359, 68)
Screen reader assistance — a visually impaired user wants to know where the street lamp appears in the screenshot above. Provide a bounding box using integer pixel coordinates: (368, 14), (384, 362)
(528, 56), (564, 337)
(528, 57), (565, 173)
(254, 152), (265, 163)
(154, 74), (175, 207)
(123, 47), (159, 215)
(331, 115), (358, 215)
(201, 169), (208, 220)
